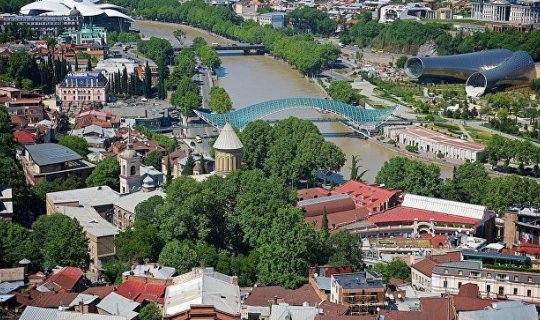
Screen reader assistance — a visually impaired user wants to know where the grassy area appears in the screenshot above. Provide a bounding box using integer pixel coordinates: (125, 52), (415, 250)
(463, 125), (493, 144)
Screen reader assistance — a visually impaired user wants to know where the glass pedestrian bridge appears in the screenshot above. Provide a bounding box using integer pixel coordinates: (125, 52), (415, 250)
(194, 98), (397, 130)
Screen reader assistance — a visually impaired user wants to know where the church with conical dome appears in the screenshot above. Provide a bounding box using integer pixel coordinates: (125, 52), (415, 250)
(213, 123), (243, 177)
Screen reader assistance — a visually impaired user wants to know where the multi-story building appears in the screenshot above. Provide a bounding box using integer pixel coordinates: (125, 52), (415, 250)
(384, 125), (485, 162)
(58, 25), (106, 45)
(432, 260), (540, 303)
(0, 14), (81, 36)
(258, 13), (285, 28)
(411, 251), (462, 292)
(21, 143), (95, 186)
(330, 270), (385, 315)
(504, 205), (540, 247)
(378, 3), (434, 23)
(57, 72), (108, 111)
(4, 98), (44, 124)
(471, 0), (540, 24)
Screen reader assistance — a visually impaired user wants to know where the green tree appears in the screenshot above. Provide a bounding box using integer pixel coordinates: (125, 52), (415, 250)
(58, 135), (88, 157)
(372, 258), (411, 283)
(239, 120), (272, 170)
(144, 61), (152, 98)
(0, 220), (40, 271)
(86, 58), (92, 71)
(208, 87), (233, 113)
(256, 206), (319, 288)
(158, 239), (200, 274)
(320, 207), (329, 240)
(102, 259), (129, 284)
(182, 155), (195, 176)
(395, 55), (408, 69)
(144, 150), (162, 171)
(326, 231), (363, 271)
(135, 195), (165, 228)
(139, 302), (162, 320)
(327, 80), (361, 104)
(86, 156), (121, 190)
(441, 161), (488, 204)
(349, 155), (367, 181)
(375, 157), (441, 197)
(115, 220), (163, 263)
(33, 176), (82, 201)
(32, 214), (90, 270)
(171, 76), (201, 126)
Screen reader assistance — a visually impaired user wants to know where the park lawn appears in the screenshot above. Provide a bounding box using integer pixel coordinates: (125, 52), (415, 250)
(464, 125), (493, 144)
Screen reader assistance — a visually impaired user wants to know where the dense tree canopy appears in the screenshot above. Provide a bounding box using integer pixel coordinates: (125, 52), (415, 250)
(58, 135), (88, 157)
(144, 150), (162, 171)
(208, 87), (233, 113)
(372, 258), (411, 283)
(137, 37), (174, 65)
(0, 220), (40, 271)
(375, 157), (441, 197)
(33, 176), (82, 201)
(287, 6), (336, 36)
(32, 214), (90, 270)
(327, 80), (361, 105)
(85, 156), (121, 190)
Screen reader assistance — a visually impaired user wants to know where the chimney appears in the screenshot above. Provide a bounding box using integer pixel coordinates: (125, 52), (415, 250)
(273, 296), (278, 305)
(79, 300), (84, 314)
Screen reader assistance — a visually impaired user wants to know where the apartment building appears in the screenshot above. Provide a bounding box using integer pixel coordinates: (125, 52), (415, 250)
(432, 260), (540, 304)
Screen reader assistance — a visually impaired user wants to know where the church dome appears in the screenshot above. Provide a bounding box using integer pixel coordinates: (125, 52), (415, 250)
(120, 147), (137, 159)
(213, 123), (243, 151)
(69, 6), (81, 16)
(142, 176), (154, 187)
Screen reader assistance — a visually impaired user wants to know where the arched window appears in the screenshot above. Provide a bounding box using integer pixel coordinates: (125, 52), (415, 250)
(130, 165), (136, 175)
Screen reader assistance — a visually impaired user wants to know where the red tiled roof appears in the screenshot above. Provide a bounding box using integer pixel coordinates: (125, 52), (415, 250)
(506, 243), (540, 256)
(333, 180), (399, 211)
(297, 188), (331, 200)
(304, 208), (369, 231)
(368, 206), (479, 225)
(453, 296), (492, 312)
(432, 251), (462, 263)
(244, 284), (321, 307)
(300, 197), (356, 217)
(116, 279), (165, 304)
(44, 267), (84, 292)
(388, 277), (409, 287)
(16, 290), (78, 308)
(420, 297), (455, 320)
(7, 98), (42, 105)
(457, 283), (479, 298)
(82, 286), (115, 299)
(9, 115), (28, 127)
(13, 130), (36, 144)
(318, 300), (375, 320)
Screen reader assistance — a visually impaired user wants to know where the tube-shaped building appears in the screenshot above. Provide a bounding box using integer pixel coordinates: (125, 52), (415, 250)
(465, 51), (536, 97)
(405, 49), (536, 96)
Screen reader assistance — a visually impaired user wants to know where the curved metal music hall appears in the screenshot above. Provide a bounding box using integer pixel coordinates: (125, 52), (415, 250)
(405, 49), (536, 96)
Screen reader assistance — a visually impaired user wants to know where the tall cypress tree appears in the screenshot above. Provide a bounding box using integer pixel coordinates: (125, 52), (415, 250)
(86, 58), (92, 71)
(144, 61), (152, 98)
(166, 156), (172, 186)
(74, 55), (79, 71)
(321, 207), (329, 240)
(121, 67), (128, 95)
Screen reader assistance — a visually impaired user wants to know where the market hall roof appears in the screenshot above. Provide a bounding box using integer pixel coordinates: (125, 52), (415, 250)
(20, 0), (134, 22)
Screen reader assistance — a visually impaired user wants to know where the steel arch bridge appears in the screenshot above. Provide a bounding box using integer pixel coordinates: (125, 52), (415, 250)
(194, 98), (397, 133)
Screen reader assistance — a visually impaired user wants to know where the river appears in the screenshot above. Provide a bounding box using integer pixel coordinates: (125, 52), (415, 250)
(135, 20), (453, 182)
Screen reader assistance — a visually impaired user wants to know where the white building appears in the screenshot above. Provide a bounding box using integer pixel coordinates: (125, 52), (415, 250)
(384, 126), (485, 162)
(259, 12), (285, 28)
(95, 58), (139, 79)
(432, 260), (540, 304)
(163, 268), (241, 319)
(70, 124), (116, 148)
(471, 0), (540, 24)
(379, 3), (434, 23)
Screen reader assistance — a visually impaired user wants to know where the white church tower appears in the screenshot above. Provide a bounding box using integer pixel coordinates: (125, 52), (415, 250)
(119, 126), (141, 194)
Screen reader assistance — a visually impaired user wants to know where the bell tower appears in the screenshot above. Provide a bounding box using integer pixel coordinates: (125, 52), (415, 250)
(119, 126), (141, 194)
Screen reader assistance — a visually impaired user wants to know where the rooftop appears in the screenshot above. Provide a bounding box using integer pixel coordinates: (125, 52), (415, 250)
(164, 268), (240, 317)
(122, 263), (175, 280)
(398, 126), (484, 152)
(47, 186), (120, 208)
(458, 300), (537, 320)
(113, 189), (165, 214)
(20, 306), (128, 320)
(368, 206), (480, 225)
(40, 266), (84, 292)
(243, 284), (321, 307)
(213, 122), (243, 150)
(96, 292), (139, 320)
(332, 270), (384, 290)
(402, 194), (487, 221)
(25, 143), (82, 166)
(55, 205), (119, 237)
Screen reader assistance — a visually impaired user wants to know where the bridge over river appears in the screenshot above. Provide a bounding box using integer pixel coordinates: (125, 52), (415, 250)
(194, 98), (398, 137)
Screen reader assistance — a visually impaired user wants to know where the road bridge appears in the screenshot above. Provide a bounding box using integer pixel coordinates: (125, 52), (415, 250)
(194, 98), (397, 137)
(173, 43), (268, 55)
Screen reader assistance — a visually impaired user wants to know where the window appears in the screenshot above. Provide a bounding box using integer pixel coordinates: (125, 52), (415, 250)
(514, 288), (518, 295)
(487, 285), (491, 293)
(458, 270), (463, 275)
(471, 271), (480, 277)
(528, 277), (533, 282)
(444, 280), (448, 288)
(458, 282), (462, 288)
(514, 276), (519, 281)
(444, 269), (448, 274)
(527, 290), (532, 297)
(498, 287), (504, 295)
(487, 273), (492, 278)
